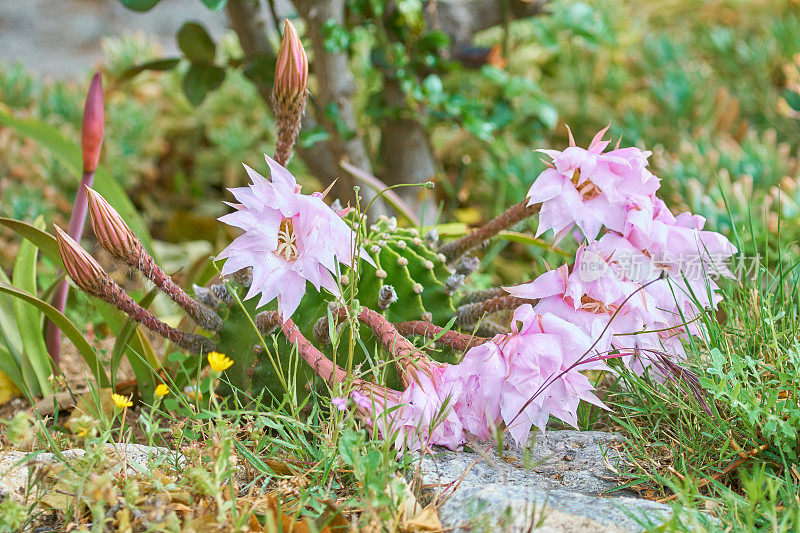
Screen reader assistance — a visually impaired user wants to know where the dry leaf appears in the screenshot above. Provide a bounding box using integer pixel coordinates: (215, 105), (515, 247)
(404, 505), (442, 532)
(314, 500), (350, 532)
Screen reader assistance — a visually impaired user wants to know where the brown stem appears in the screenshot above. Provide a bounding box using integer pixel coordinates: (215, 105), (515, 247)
(439, 199), (540, 261)
(97, 279), (214, 355)
(455, 295), (528, 327)
(129, 249), (223, 333)
(394, 321), (490, 352)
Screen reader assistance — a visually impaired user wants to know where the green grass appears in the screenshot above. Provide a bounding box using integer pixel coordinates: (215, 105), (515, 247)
(607, 211), (800, 530)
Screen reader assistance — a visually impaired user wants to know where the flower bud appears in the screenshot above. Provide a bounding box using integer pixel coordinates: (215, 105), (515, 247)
(54, 225), (108, 295)
(81, 72), (104, 173)
(85, 186), (139, 260)
(274, 19), (308, 102)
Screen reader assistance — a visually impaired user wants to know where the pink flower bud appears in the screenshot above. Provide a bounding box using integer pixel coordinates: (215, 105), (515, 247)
(274, 19), (308, 102)
(81, 72), (104, 173)
(54, 225), (107, 295)
(85, 186), (138, 260)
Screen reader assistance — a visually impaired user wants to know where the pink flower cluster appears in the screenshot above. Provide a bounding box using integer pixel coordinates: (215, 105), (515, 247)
(509, 126), (736, 375)
(352, 127), (736, 450)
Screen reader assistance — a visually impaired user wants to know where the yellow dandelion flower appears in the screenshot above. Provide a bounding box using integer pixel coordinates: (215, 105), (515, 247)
(154, 384), (169, 397)
(208, 351), (233, 372)
(112, 393), (133, 409)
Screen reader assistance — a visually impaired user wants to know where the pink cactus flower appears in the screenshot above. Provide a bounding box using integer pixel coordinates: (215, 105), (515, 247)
(217, 155), (371, 320)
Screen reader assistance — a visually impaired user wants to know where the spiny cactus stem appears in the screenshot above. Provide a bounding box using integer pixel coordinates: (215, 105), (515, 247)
(332, 306), (430, 388)
(128, 249), (223, 333)
(273, 92), (307, 167)
(459, 288), (508, 305)
(455, 295), (530, 327)
(439, 199), (540, 261)
(394, 321), (490, 352)
(100, 279), (214, 355)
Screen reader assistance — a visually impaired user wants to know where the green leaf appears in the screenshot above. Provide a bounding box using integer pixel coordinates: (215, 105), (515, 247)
(0, 343), (24, 394)
(0, 281), (110, 389)
(0, 218), (63, 269)
(120, 0), (162, 11)
(177, 22), (217, 64)
(498, 231), (571, 257)
(182, 64), (226, 106)
(530, 99), (558, 130)
(0, 267), (23, 365)
(199, 0), (227, 10)
(12, 222), (52, 396)
(118, 58), (181, 82)
(233, 440), (272, 474)
(0, 105), (156, 259)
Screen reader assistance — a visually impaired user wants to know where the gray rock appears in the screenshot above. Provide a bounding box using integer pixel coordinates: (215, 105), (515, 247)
(412, 431), (673, 532)
(0, 444), (184, 503)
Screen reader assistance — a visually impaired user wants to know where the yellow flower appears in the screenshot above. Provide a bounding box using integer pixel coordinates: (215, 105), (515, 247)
(208, 351), (233, 372)
(112, 393), (133, 409)
(154, 384), (169, 397)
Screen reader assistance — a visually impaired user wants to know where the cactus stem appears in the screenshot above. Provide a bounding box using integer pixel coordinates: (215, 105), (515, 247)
(131, 250), (223, 332)
(394, 321), (490, 352)
(459, 287), (508, 305)
(439, 199), (540, 262)
(105, 282), (215, 355)
(280, 317), (347, 385)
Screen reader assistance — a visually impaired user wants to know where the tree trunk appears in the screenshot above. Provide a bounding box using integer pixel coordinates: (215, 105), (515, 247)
(378, 80), (439, 225)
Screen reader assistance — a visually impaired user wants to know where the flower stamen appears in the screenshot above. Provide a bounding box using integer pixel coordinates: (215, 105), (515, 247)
(276, 218), (299, 261)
